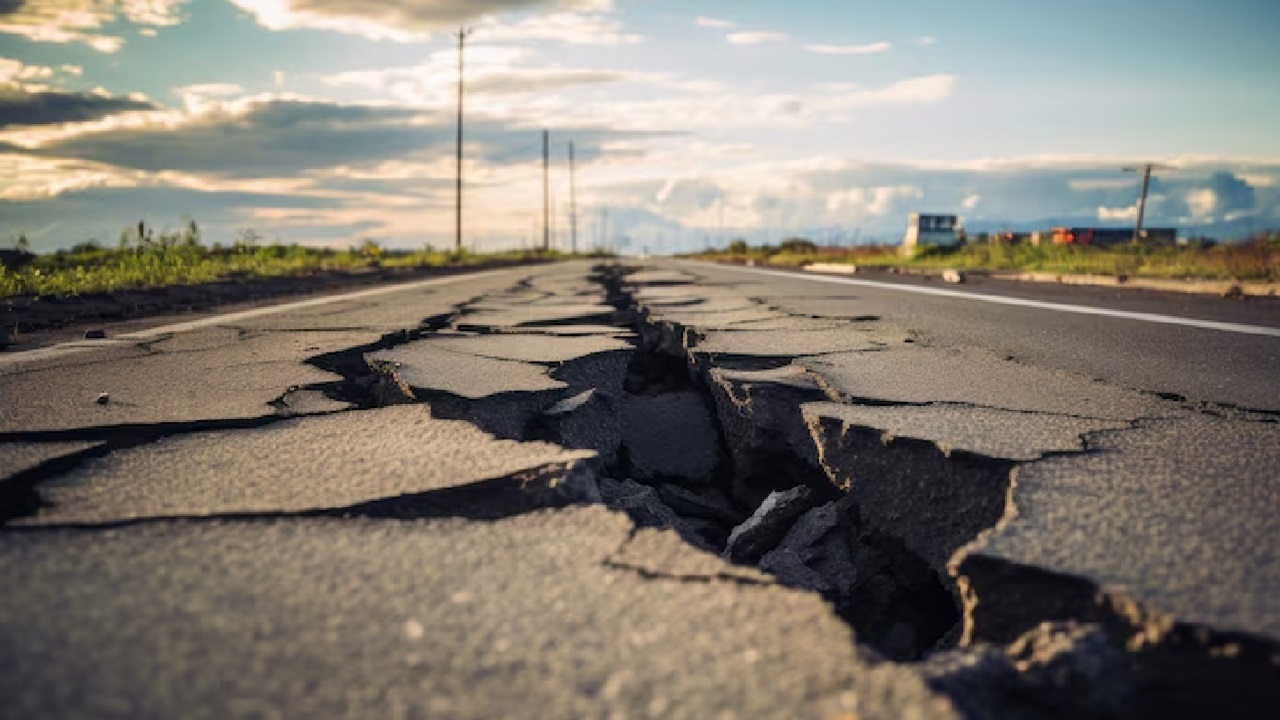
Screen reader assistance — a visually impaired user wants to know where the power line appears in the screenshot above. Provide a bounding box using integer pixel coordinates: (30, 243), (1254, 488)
(569, 141), (578, 255)
(453, 26), (474, 254)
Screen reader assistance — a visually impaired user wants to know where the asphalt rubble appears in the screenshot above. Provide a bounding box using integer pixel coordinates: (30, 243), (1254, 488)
(2, 261), (1277, 719)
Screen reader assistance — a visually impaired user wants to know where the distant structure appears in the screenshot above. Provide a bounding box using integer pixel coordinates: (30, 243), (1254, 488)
(901, 213), (961, 254)
(985, 231), (1043, 245)
(1048, 227), (1176, 247)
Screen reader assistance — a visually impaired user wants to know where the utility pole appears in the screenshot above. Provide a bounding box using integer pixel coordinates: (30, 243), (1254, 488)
(1122, 163), (1174, 245)
(717, 197), (725, 248)
(453, 26), (474, 254)
(542, 129), (550, 252)
(568, 141), (578, 255)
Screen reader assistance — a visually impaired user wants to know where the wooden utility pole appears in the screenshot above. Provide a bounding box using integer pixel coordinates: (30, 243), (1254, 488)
(542, 129), (550, 252)
(453, 27), (474, 254)
(1122, 163), (1174, 245)
(568, 141), (578, 255)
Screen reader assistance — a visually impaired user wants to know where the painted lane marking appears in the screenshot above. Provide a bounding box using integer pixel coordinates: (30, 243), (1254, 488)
(0, 268), (517, 369)
(699, 263), (1280, 338)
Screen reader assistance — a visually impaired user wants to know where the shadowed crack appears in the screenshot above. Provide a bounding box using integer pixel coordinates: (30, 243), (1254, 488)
(6, 460), (598, 533)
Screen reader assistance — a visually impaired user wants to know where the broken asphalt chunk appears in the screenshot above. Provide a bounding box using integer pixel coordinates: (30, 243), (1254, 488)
(16, 405), (597, 526)
(724, 486), (817, 564)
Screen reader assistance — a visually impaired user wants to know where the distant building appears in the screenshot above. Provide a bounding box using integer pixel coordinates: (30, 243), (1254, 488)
(988, 231), (1042, 245)
(901, 213), (961, 253)
(1049, 227), (1177, 247)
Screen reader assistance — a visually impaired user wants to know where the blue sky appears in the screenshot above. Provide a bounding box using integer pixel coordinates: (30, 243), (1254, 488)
(2, 0), (1278, 252)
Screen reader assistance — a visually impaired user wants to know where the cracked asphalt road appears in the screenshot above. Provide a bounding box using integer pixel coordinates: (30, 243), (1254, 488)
(2, 260), (1278, 719)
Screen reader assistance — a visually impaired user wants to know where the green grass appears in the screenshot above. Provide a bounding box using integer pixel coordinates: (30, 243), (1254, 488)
(1, 227), (583, 299)
(691, 235), (1280, 283)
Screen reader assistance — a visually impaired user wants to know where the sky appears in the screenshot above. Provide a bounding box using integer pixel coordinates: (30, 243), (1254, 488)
(1, 0), (1279, 253)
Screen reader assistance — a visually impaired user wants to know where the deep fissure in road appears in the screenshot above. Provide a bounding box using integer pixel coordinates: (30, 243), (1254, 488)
(593, 266), (962, 661)
(586, 265), (1280, 720)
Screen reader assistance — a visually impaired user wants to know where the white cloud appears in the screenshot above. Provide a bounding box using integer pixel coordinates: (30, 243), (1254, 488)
(225, 0), (636, 44)
(916, 36), (937, 45)
(728, 31), (789, 45)
(475, 9), (641, 45)
(0, 0), (187, 52)
(826, 185), (924, 216)
(1097, 205), (1139, 221)
(1185, 188), (1216, 218)
(829, 74), (954, 107)
(694, 17), (734, 29)
(321, 46), (633, 106)
(962, 193), (981, 210)
(0, 153), (142, 201)
(805, 42), (892, 56)
(0, 57), (58, 87)
(174, 83), (246, 113)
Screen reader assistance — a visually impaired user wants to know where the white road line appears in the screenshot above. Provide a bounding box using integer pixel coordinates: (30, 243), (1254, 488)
(700, 263), (1280, 338)
(0, 268), (517, 368)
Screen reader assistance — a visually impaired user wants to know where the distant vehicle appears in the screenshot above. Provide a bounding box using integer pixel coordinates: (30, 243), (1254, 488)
(901, 213), (961, 254)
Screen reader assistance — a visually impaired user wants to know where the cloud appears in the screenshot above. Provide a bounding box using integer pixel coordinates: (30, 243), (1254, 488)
(0, 57), (156, 128)
(0, 151), (142, 200)
(226, 0), (637, 44)
(916, 36), (937, 45)
(323, 48), (632, 104)
(0, 183), (363, 251)
(805, 42), (892, 56)
(0, 0), (187, 52)
(0, 87), (157, 128)
(694, 17), (734, 29)
(728, 31), (789, 45)
(1097, 205), (1138, 221)
(588, 158), (1280, 248)
(19, 97), (465, 178)
(11, 92), (651, 188)
(826, 185), (923, 215)
(475, 7), (641, 45)
(444, 73), (956, 135)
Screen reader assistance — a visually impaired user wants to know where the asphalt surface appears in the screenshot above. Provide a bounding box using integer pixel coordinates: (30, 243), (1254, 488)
(693, 262), (1280, 412)
(2, 259), (1278, 719)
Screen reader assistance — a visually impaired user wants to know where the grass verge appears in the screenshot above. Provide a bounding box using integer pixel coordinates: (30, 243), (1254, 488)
(690, 236), (1280, 282)
(1, 239), (585, 299)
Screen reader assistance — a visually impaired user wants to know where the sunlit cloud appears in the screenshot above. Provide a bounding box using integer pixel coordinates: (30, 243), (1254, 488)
(805, 42), (893, 56)
(694, 17), (735, 29)
(0, 0), (187, 52)
(727, 31), (789, 45)
(225, 0), (636, 44)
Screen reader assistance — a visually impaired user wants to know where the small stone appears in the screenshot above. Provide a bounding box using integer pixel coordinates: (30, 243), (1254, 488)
(758, 498), (858, 597)
(84, 329), (107, 340)
(724, 486), (816, 564)
(96, 393), (110, 405)
(942, 270), (966, 285)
